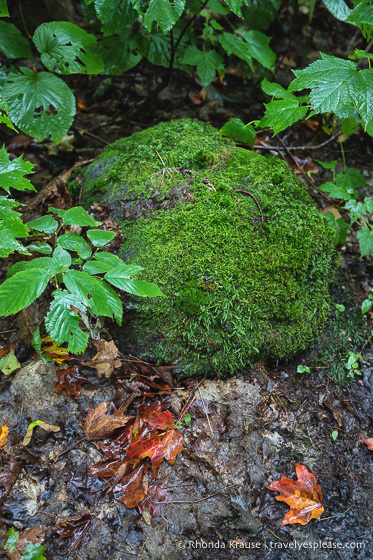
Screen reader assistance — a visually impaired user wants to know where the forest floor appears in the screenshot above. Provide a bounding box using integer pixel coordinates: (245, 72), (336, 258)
(1, 3), (373, 559)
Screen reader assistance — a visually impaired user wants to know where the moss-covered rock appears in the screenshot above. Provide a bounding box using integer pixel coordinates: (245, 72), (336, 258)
(71, 119), (336, 376)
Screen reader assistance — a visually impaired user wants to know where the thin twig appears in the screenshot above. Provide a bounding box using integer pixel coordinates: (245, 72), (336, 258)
(54, 436), (87, 461)
(254, 132), (340, 152)
(177, 377), (206, 422)
(234, 190), (264, 222)
(320, 505), (353, 521)
(198, 387), (216, 442)
(267, 527), (287, 543)
(154, 483), (237, 505)
(0, 329), (17, 334)
(73, 126), (109, 146)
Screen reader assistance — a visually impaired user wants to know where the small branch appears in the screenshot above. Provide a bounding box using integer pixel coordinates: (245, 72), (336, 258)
(254, 132), (340, 152)
(234, 190), (264, 222)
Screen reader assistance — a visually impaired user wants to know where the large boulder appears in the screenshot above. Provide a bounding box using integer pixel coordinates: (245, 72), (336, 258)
(70, 119), (336, 376)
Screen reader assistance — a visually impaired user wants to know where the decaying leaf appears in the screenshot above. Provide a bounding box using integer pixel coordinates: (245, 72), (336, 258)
(359, 438), (373, 450)
(0, 349), (21, 377)
(0, 459), (22, 508)
(81, 339), (122, 378)
(142, 401), (175, 430)
(117, 373), (170, 397)
(0, 422), (9, 447)
(267, 463), (324, 526)
(138, 483), (172, 518)
(41, 336), (74, 364)
(22, 420), (60, 446)
(83, 401), (132, 440)
(55, 365), (90, 398)
(127, 428), (184, 478)
(113, 461), (151, 508)
(4, 525), (48, 560)
(55, 514), (92, 551)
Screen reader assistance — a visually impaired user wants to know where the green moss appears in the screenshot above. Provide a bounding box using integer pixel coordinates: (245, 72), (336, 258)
(75, 119), (336, 376)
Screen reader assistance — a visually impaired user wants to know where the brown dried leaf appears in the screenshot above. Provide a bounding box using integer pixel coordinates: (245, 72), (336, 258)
(83, 401), (132, 440)
(81, 340), (122, 378)
(138, 483), (171, 517)
(55, 514), (92, 551)
(55, 365), (90, 398)
(113, 461), (150, 508)
(0, 459), (22, 508)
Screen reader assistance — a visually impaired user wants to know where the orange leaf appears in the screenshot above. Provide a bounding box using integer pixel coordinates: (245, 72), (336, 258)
(113, 461), (151, 508)
(55, 365), (90, 398)
(142, 402), (175, 430)
(359, 438), (373, 450)
(127, 428), (184, 478)
(267, 463), (324, 526)
(82, 401), (133, 440)
(0, 423), (9, 447)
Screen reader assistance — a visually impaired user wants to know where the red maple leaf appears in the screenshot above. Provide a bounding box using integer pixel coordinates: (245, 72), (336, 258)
(55, 365), (90, 398)
(127, 428), (184, 478)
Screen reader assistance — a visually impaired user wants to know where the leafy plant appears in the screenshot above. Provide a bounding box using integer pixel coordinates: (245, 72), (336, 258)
(345, 351), (364, 378)
(297, 365), (310, 374)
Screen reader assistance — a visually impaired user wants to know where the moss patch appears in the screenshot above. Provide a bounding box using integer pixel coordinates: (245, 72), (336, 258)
(73, 119), (336, 376)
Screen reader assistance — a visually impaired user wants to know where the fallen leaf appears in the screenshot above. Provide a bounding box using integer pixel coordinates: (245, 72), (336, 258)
(55, 365), (90, 398)
(267, 463), (324, 526)
(127, 428), (184, 478)
(0, 459), (22, 508)
(41, 337), (74, 364)
(142, 402), (175, 430)
(359, 438), (373, 450)
(81, 339), (122, 378)
(117, 374), (170, 397)
(322, 205), (342, 220)
(0, 423), (9, 447)
(0, 349), (21, 377)
(22, 420), (60, 446)
(138, 483), (171, 517)
(113, 461), (150, 508)
(83, 401), (132, 440)
(4, 525), (47, 560)
(55, 514), (92, 551)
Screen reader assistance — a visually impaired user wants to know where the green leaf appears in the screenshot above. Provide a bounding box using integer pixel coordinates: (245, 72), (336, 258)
(347, 1), (373, 27)
(96, 278), (123, 324)
(350, 49), (373, 60)
(206, 0), (229, 15)
(57, 233), (92, 258)
(0, 348), (21, 376)
(0, 0), (9, 16)
(5, 527), (19, 551)
(143, 0), (186, 33)
(48, 206), (66, 218)
(322, 0), (351, 21)
(53, 245), (72, 268)
(237, 29), (275, 69)
(362, 298), (373, 314)
(45, 290), (89, 354)
(261, 78), (295, 100)
(344, 200), (366, 224)
(0, 98), (17, 131)
(259, 98), (309, 134)
(82, 260), (114, 274)
(183, 46), (224, 86)
(27, 214), (58, 233)
(0, 146), (35, 193)
(33, 22), (104, 75)
(104, 267), (164, 297)
(331, 429), (338, 441)
(225, 0), (248, 17)
(219, 32), (253, 68)
(0, 197), (29, 237)
(0, 268), (51, 316)
(21, 543), (46, 560)
(351, 70), (373, 129)
(26, 242), (52, 254)
(31, 326), (42, 355)
(7, 257), (63, 278)
(62, 206), (100, 227)
(101, 29), (142, 74)
(220, 118), (255, 146)
(95, 251), (127, 266)
(63, 269), (114, 317)
(2, 68), (75, 143)
(0, 21), (32, 58)
(102, 263), (144, 278)
(86, 229), (116, 247)
(94, 0), (138, 34)
(357, 226), (373, 257)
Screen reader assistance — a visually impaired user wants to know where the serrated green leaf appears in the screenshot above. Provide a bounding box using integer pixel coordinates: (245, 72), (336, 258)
(219, 32), (253, 68)
(21, 543), (46, 560)
(347, 1), (373, 27)
(0, 21), (32, 58)
(259, 98), (309, 133)
(63, 269), (114, 317)
(83, 260), (113, 274)
(62, 206), (100, 227)
(0, 0), (9, 16)
(237, 29), (275, 69)
(101, 29), (142, 74)
(0, 197), (29, 237)
(319, 181), (352, 200)
(26, 242), (52, 254)
(104, 268), (163, 297)
(96, 278), (123, 324)
(2, 68), (75, 143)
(53, 245), (72, 268)
(48, 206), (66, 218)
(322, 0), (351, 21)
(225, 0), (248, 17)
(86, 228), (116, 247)
(0, 98), (17, 131)
(27, 214), (58, 233)
(143, 0), (186, 33)
(103, 263), (145, 280)
(0, 229), (28, 258)
(220, 118), (255, 146)
(45, 290), (89, 354)
(357, 226), (373, 257)
(183, 46), (224, 86)
(351, 70), (373, 129)
(350, 49), (373, 60)
(0, 268), (51, 316)
(206, 0), (229, 15)
(0, 146), (35, 193)
(344, 200), (367, 224)
(261, 78), (295, 100)
(33, 22), (104, 75)
(7, 257), (62, 278)
(95, 251), (127, 266)
(94, 0), (138, 34)
(57, 233), (92, 258)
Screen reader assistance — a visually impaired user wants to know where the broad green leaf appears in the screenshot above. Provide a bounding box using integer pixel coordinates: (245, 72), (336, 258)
(7, 257), (63, 278)
(347, 2), (373, 27)
(357, 226), (373, 257)
(27, 214), (58, 233)
(104, 263), (145, 281)
(0, 348), (21, 376)
(206, 0), (229, 15)
(0, 197), (29, 237)
(351, 70), (373, 129)
(33, 22), (104, 75)
(0, 0), (9, 16)
(322, 0), (351, 21)
(350, 49), (373, 60)
(220, 118), (255, 146)
(94, 0), (138, 34)
(96, 278), (123, 324)
(62, 207), (100, 227)
(0, 98), (17, 131)
(53, 245), (72, 268)
(83, 257), (142, 276)
(0, 146), (35, 193)
(183, 46), (224, 86)
(26, 242), (52, 254)
(48, 206), (66, 218)
(219, 32), (253, 68)
(45, 290), (89, 354)
(143, 0), (186, 33)
(321, 168), (366, 201)
(259, 98), (309, 134)
(261, 78), (295, 100)
(0, 21), (32, 58)
(319, 181), (353, 200)
(20, 543), (46, 560)
(225, 0), (248, 17)
(2, 68), (75, 143)
(344, 200), (366, 224)
(83, 260), (114, 274)
(5, 527), (19, 551)
(57, 233), (92, 258)
(101, 30), (142, 74)
(362, 298), (373, 313)
(0, 228), (28, 258)
(237, 29), (275, 69)
(32, 326), (42, 355)
(95, 251), (127, 266)
(86, 228), (116, 247)
(63, 269), (114, 317)
(0, 268), (51, 316)
(104, 269), (164, 297)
